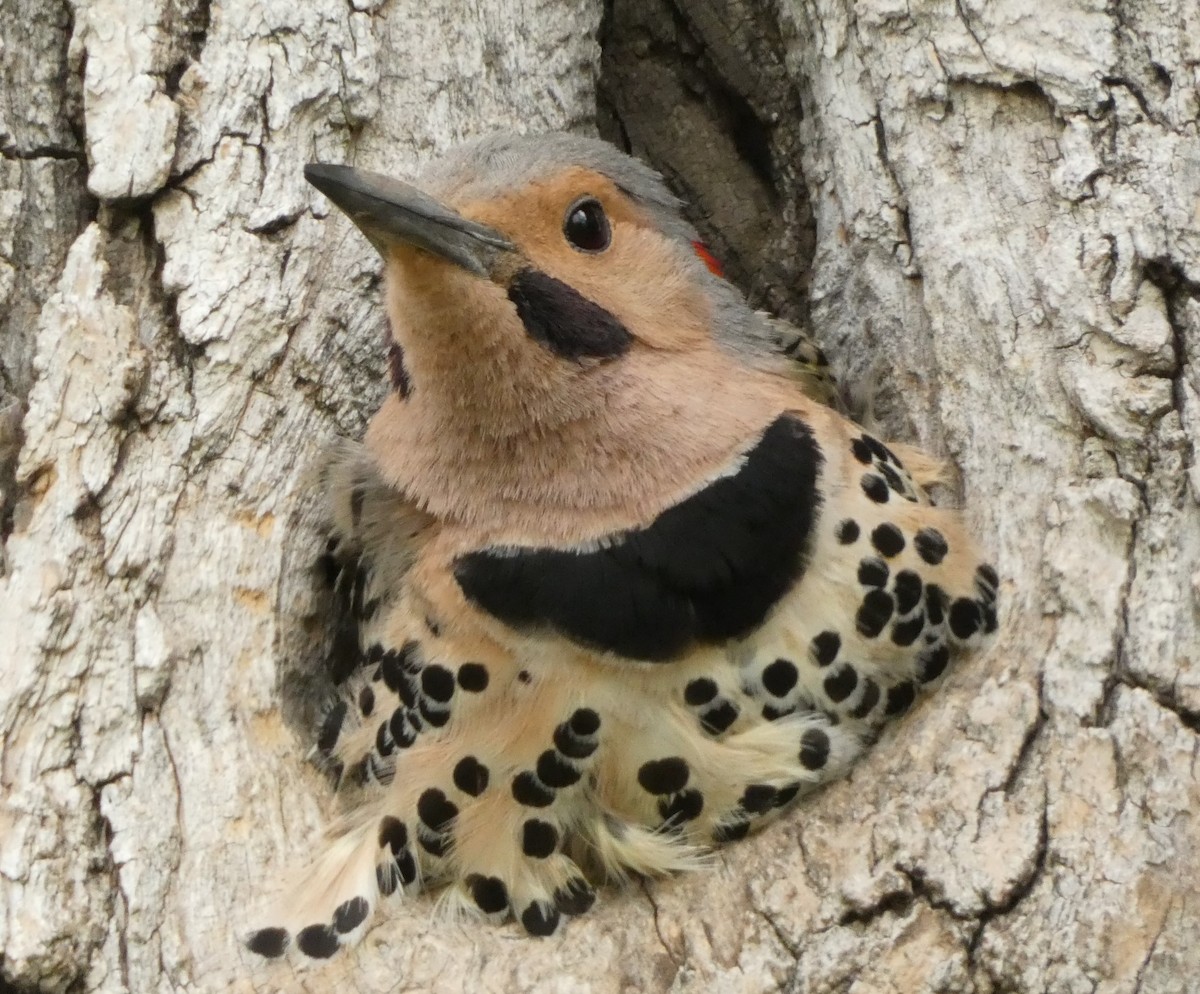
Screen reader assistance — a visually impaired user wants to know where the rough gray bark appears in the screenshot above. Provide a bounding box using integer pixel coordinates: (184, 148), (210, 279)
(2, 0), (1197, 992)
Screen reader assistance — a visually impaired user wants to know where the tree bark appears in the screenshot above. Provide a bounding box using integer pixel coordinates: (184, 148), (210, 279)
(2, 0), (1197, 992)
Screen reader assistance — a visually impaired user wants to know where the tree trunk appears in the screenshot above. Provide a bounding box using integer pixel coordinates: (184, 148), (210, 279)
(2, 0), (1197, 991)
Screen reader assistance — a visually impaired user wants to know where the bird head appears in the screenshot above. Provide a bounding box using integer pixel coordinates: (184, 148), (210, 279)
(305, 134), (797, 541)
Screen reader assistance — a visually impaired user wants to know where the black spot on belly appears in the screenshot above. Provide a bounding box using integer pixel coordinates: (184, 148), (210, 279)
(811, 631), (841, 666)
(417, 699), (449, 727)
(858, 557), (889, 587)
(982, 604), (999, 633)
(891, 614), (925, 646)
(659, 788), (704, 823)
(358, 685), (375, 717)
(918, 644), (950, 683)
(685, 677), (718, 705)
(452, 756), (490, 796)
(417, 788), (458, 832)
(378, 816), (408, 853)
(836, 518), (861, 544)
(317, 701), (347, 755)
(925, 584), (947, 625)
(977, 563), (999, 597)
(388, 710), (408, 749)
(849, 679), (881, 719)
(637, 757), (690, 795)
(553, 727), (596, 759)
(740, 784), (779, 813)
(454, 415), (823, 661)
(861, 474), (890, 503)
(379, 659), (407, 704)
(871, 523), (906, 557)
(394, 676), (416, 709)
(700, 699), (739, 734)
(375, 721), (395, 757)
(365, 753), (391, 785)
(893, 570), (923, 615)
(508, 268), (633, 360)
(468, 875), (509, 914)
(554, 878), (596, 916)
(824, 664), (858, 703)
(522, 819), (559, 858)
(774, 783), (801, 807)
(521, 901), (560, 936)
(418, 827), (450, 859)
(246, 927), (288, 958)
(885, 681), (916, 716)
(536, 749), (581, 788)
(390, 709), (417, 748)
(457, 662), (489, 692)
(512, 771), (555, 807)
(421, 665), (455, 702)
(879, 463), (907, 495)
(554, 709), (600, 758)
(799, 728), (831, 769)
(381, 641), (421, 695)
(417, 834), (450, 867)
(333, 897), (369, 934)
(762, 658), (799, 697)
(914, 528), (948, 565)
(863, 435), (890, 462)
(949, 598), (982, 638)
(296, 924), (339, 959)
(856, 590), (895, 637)
(376, 864), (398, 897)
(570, 708), (601, 735)
(394, 850), (417, 885)
(851, 438), (873, 464)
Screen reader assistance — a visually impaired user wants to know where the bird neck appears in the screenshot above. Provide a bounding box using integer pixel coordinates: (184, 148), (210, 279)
(364, 356), (792, 546)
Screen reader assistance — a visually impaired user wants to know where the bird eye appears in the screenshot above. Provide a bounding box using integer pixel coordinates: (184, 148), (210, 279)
(563, 197), (611, 252)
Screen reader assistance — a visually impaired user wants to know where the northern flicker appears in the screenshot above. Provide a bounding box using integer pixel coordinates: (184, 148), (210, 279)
(245, 132), (997, 961)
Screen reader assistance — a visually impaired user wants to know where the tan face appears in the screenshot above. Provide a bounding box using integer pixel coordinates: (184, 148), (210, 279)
(362, 165), (790, 540)
(379, 168), (723, 436)
(460, 167), (714, 355)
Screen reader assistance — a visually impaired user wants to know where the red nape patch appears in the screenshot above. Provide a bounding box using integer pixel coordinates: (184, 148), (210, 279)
(692, 241), (724, 277)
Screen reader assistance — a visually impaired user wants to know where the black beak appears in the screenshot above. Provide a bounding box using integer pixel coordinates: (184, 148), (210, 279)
(304, 163), (514, 278)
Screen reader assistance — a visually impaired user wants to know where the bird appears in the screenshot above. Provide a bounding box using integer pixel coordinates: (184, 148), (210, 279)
(243, 132), (998, 961)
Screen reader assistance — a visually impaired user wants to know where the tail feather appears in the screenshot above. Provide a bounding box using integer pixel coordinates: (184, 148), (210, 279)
(244, 820), (382, 962)
(571, 813), (711, 884)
